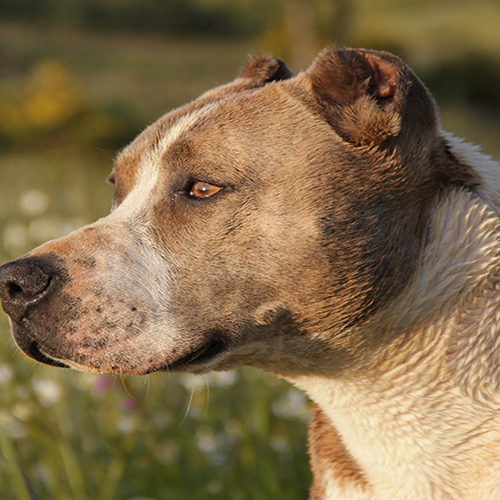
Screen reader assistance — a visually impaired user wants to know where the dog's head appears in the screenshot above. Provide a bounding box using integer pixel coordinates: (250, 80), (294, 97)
(0, 49), (474, 377)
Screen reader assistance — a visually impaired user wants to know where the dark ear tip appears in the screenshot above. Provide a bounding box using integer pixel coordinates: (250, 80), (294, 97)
(271, 58), (296, 82)
(239, 55), (295, 83)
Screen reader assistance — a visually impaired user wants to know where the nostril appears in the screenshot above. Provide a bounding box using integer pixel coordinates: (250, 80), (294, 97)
(6, 275), (51, 302)
(7, 282), (24, 299)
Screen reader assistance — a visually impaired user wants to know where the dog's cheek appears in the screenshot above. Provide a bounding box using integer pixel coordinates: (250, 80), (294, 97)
(164, 235), (320, 352)
(163, 201), (322, 345)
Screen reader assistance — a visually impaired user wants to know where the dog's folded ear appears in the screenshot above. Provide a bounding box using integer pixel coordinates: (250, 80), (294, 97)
(195, 55), (294, 105)
(306, 48), (437, 148)
(239, 55), (295, 85)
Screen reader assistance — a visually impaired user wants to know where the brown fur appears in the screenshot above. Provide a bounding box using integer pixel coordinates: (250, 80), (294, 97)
(308, 406), (368, 498)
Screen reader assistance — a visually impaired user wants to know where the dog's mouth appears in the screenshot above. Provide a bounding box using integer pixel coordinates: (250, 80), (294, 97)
(21, 337), (226, 374)
(12, 319), (227, 374)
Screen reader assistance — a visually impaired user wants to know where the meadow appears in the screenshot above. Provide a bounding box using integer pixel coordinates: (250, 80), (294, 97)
(1, 2), (500, 498)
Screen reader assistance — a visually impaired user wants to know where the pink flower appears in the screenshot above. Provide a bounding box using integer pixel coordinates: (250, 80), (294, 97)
(93, 376), (114, 394)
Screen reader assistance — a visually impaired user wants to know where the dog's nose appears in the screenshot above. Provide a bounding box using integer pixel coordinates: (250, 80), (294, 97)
(0, 259), (54, 322)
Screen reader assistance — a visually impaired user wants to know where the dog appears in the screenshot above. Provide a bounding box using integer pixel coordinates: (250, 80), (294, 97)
(1, 47), (500, 499)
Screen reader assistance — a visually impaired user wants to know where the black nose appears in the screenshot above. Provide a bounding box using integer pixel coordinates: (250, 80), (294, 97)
(0, 258), (55, 322)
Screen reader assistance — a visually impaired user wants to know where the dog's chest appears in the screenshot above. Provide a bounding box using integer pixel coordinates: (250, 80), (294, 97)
(297, 369), (500, 500)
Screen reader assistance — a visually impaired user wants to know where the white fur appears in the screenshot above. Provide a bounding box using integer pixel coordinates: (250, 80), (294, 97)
(323, 476), (367, 500)
(443, 131), (500, 212)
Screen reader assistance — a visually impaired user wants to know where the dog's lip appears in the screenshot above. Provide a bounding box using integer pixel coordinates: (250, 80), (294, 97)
(172, 337), (226, 367)
(24, 339), (69, 368)
(153, 337), (227, 373)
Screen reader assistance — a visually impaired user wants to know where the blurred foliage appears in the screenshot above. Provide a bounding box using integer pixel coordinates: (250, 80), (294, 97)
(424, 53), (500, 110)
(0, 0), (281, 38)
(0, 357), (311, 499)
(0, 60), (132, 149)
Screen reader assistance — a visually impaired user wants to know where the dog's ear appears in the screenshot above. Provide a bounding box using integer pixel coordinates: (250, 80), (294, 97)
(239, 55), (295, 85)
(306, 48), (437, 148)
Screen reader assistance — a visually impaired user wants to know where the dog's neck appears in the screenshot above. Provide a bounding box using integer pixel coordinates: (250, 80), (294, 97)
(290, 181), (500, 499)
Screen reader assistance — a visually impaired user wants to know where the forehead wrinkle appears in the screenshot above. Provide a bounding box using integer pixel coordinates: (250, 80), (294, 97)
(114, 81), (271, 177)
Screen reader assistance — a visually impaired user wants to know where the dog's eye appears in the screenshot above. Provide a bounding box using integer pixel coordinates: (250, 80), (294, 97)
(189, 181), (223, 199)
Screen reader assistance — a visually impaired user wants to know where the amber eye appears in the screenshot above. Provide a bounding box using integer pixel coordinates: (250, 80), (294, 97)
(189, 181), (223, 199)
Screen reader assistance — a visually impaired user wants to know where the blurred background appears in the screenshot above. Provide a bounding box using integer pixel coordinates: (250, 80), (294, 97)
(0, 0), (499, 498)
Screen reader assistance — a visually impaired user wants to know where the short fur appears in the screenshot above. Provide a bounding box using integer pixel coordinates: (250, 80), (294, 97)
(1, 48), (500, 499)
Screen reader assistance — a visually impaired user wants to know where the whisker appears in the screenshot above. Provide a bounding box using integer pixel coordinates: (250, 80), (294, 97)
(204, 375), (210, 417)
(181, 384), (195, 426)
